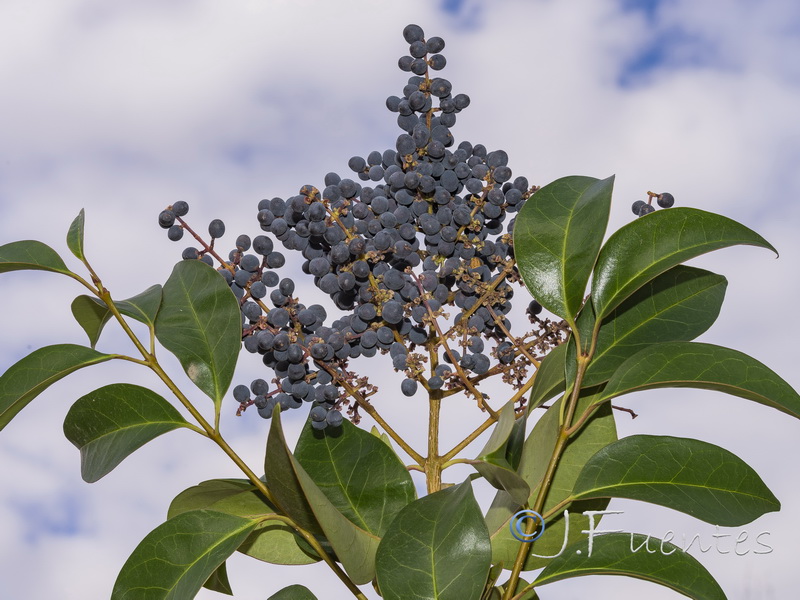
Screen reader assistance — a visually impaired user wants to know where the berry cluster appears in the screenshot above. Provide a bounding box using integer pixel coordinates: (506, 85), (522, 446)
(158, 24), (568, 429)
(631, 191), (675, 217)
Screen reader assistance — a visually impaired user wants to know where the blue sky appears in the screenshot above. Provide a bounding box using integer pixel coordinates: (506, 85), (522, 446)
(1, 1), (799, 598)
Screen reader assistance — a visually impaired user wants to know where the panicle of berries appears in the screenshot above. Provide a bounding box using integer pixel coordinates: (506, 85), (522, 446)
(157, 24), (573, 428)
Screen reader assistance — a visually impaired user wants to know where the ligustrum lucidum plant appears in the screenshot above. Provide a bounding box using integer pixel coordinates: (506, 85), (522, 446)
(1, 23), (798, 600)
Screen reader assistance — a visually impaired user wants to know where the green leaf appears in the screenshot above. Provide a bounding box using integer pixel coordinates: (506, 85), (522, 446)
(572, 435), (779, 526)
(115, 284), (163, 328)
(474, 459), (531, 518)
(533, 533), (726, 600)
(592, 207), (776, 319)
(294, 417), (416, 537)
(111, 509), (257, 600)
(0, 240), (73, 275)
(0, 344), (114, 432)
(202, 562), (233, 596)
(265, 407), (380, 584)
(600, 342), (800, 419)
(155, 260), (240, 406)
(375, 479), (491, 600)
(66, 209), (86, 261)
(71, 295), (113, 349)
(528, 342), (567, 412)
(505, 406), (526, 472)
(73, 285), (163, 348)
(514, 175), (614, 323)
(486, 389), (617, 570)
(168, 479), (320, 566)
(475, 401), (516, 464)
(473, 401), (530, 505)
(264, 409), (322, 536)
(63, 383), (191, 483)
(267, 585), (318, 600)
(168, 479), (264, 518)
(576, 266), (727, 387)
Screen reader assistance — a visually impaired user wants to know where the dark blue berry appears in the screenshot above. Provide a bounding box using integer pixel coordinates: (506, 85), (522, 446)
(236, 234), (251, 250)
(403, 24), (424, 43)
(266, 252), (285, 268)
(251, 378), (269, 395)
(250, 281), (267, 299)
(171, 201), (189, 216)
(240, 254), (261, 272)
(311, 406), (327, 422)
(167, 225), (183, 241)
(637, 203), (655, 217)
(208, 219), (225, 238)
(401, 378), (418, 396)
(658, 192), (675, 208)
(159, 210), (176, 229)
(326, 410), (343, 427)
(233, 384), (250, 402)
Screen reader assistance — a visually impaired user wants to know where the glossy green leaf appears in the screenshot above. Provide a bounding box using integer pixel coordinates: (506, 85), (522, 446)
(0, 344), (114, 431)
(63, 383), (191, 482)
(480, 401), (518, 457)
(375, 479), (491, 600)
(0, 240), (73, 275)
(294, 417), (415, 537)
(267, 585), (318, 600)
(168, 479), (269, 518)
(475, 457), (532, 513)
(202, 562), (233, 596)
(71, 295), (113, 349)
(115, 284), (163, 328)
(168, 479), (320, 566)
(505, 406), (526, 472)
(473, 402), (530, 505)
(155, 260), (240, 406)
(111, 509), (257, 600)
(575, 266), (727, 387)
(572, 435), (779, 526)
(487, 389), (617, 570)
(514, 175), (614, 322)
(264, 409), (322, 536)
(265, 407), (380, 584)
(533, 533), (726, 600)
(592, 207), (776, 319)
(66, 209), (86, 260)
(74, 285), (163, 347)
(528, 342), (567, 412)
(600, 342), (800, 419)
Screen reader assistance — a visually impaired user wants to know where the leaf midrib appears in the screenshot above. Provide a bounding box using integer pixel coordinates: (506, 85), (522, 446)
(573, 478), (776, 503)
(81, 418), (188, 447)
